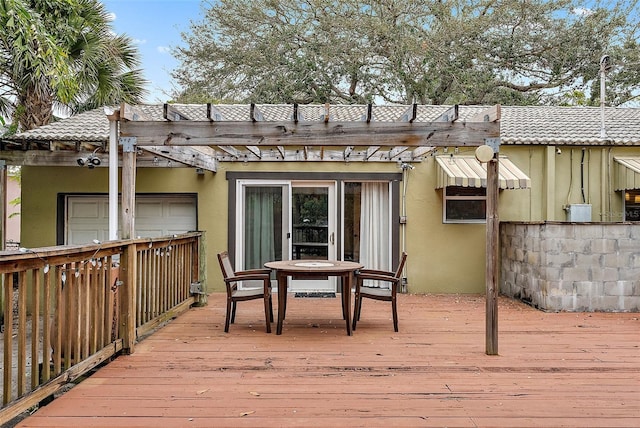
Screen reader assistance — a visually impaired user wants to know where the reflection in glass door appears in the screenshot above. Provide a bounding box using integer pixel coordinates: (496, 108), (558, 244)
(290, 182), (336, 292)
(292, 187), (329, 260)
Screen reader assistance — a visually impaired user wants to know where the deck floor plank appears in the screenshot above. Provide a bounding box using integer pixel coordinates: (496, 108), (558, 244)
(16, 294), (640, 427)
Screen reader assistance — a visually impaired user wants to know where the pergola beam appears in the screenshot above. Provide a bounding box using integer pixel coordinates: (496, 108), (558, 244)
(119, 120), (499, 148)
(143, 146), (217, 171)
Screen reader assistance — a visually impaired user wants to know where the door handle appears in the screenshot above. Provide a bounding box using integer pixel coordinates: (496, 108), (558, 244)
(330, 232), (334, 245)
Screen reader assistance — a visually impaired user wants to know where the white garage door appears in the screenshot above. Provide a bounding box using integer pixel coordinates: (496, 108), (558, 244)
(66, 195), (197, 245)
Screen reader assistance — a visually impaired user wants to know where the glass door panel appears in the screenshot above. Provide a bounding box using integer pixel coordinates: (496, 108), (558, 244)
(292, 187), (329, 260)
(236, 182), (290, 279)
(243, 186), (284, 269)
(289, 182), (336, 292)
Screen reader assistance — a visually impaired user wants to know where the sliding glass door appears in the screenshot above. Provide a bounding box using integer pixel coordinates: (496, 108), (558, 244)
(235, 178), (392, 292)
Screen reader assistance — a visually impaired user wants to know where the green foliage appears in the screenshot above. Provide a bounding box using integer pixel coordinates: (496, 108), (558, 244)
(0, 0), (148, 131)
(172, 0), (640, 106)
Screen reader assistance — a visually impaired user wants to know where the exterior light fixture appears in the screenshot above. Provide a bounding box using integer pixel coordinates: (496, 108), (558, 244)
(77, 147), (103, 168)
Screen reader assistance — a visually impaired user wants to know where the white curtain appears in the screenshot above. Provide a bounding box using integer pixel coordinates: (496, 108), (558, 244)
(359, 182), (390, 276)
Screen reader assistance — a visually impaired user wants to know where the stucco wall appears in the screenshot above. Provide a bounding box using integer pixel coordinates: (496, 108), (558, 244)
(20, 144), (640, 297)
(19, 162), (488, 295)
(500, 222), (640, 312)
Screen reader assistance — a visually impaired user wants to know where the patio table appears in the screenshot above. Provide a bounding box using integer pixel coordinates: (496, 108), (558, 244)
(264, 260), (363, 335)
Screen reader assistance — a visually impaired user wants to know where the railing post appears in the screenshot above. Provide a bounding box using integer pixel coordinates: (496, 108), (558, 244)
(195, 232), (207, 306)
(120, 241), (137, 353)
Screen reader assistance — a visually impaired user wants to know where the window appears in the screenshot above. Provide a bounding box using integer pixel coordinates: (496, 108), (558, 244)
(443, 186), (486, 223)
(624, 190), (640, 221)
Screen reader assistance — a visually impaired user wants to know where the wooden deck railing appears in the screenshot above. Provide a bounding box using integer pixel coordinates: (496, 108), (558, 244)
(0, 232), (204, 424)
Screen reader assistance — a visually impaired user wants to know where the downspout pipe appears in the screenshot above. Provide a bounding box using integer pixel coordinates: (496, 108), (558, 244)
(581, 148), (586, 204)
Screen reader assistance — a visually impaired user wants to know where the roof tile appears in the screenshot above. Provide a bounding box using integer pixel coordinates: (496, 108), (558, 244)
(7, 104), (640, 146)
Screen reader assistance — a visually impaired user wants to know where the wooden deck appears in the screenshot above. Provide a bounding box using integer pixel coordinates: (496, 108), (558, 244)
(16, 293), (640, 427)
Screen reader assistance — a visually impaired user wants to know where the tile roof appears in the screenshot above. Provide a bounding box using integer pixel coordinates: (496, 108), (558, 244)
(5, 104), (640, 146)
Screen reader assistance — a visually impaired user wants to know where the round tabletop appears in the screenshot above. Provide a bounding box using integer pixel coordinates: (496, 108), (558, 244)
(264, 259), (363, 273)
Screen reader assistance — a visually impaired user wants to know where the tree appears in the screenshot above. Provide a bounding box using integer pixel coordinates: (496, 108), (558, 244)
(172, 0), (640, 106)
(0, 0), (147, 131)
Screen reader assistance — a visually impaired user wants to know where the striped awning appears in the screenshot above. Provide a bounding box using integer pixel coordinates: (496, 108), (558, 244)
(613, 157), (640, 191)
(435, 155), (531, 190)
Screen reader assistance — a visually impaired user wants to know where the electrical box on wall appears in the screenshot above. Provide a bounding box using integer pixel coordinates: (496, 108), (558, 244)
(566, 204), (592, 222)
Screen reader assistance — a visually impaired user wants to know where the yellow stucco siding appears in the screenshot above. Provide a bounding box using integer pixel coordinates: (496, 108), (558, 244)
(20, 160), (488, 294)
(20, 145), (640, 295)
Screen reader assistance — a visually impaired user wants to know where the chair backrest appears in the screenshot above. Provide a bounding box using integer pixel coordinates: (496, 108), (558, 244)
(217, 251), (236, 286)
(394, 252), (408, 279)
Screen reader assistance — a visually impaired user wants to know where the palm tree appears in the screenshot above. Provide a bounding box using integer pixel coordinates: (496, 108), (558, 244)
(0, 0), (147, 131)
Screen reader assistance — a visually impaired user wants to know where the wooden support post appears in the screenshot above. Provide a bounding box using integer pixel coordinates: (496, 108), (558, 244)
(120, 242), (136, 353)
(0, 162), (6, 324)
(0, 160), (6, 251)
(486, 155), (499, 355)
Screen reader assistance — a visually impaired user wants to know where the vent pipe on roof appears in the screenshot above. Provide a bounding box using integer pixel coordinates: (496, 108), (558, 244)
(599, 55), (611, 139)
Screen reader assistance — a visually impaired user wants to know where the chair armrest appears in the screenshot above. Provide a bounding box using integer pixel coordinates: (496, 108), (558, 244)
(236, 268), (272, 276)
(356, 272), (399, 283)
(356, 269), (396, 277)
(225, 273), (270, 283)
(358, 268), (394, 276)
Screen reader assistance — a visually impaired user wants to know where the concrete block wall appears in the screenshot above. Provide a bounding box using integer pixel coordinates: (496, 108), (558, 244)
(500, 222), (640, 312)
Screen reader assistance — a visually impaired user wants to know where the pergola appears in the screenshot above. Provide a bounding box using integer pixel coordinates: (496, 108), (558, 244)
(111, 102), (502, 354)
(2, 102), (503, 354)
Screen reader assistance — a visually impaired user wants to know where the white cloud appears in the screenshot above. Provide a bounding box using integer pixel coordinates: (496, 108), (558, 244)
(157, 46), (171, 54)
(134, 39), (148, 45)
(572, 7), (594, 17)
(106, 12), (116, 22)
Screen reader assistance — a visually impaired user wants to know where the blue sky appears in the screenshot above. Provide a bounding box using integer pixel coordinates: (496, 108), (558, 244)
(101, 0), (204, 103)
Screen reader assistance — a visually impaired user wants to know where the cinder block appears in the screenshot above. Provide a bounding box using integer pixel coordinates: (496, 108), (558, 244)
(604, 225), (630, 239)
(621, 296), (640, 311)
(560, 239), (591, 254)
(542, 238), (561, 253)
(574, 225), (604, 239)
(591, 296), (622, 311)
(591, 239), (617, 254)
(603, 253), (624, 269)
(526, 251), (540, 265)
(617, 239), (637, 252)
(604, 281), (636, 296)
(576, 253), (603, 268)
(563, 266), (592, 282)
(591, 268), (619, 282)
(544, 224), (574, 238)
(619, 267), (640, 281)
(629, 226), (640, 240)
(547, 252), (575, 268)
(544, 266), (561, 282)
(572, 281), (603, 297)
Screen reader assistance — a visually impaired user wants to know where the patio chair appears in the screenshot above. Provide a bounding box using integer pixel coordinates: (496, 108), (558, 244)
(217, 251), (273, 333)
(352, 252), (407, 332)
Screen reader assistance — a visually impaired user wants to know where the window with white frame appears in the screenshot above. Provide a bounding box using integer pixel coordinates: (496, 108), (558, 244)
(443, 186), (486, 223)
